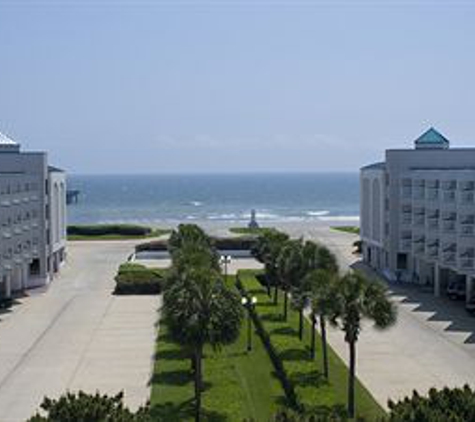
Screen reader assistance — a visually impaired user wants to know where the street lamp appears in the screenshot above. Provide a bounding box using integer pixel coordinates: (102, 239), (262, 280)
(241, 296), (257, 352)
(220, 255), (232, 280)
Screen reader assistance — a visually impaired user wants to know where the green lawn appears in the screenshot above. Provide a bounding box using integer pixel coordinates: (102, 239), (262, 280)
(238, 270), (385, 420)
(330, 226), (360, 235)
(150, 282), (286, 421)
(68, 228), (171, 241)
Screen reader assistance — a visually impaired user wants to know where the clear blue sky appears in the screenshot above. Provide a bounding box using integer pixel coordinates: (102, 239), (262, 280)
(1, 1), (474, 174)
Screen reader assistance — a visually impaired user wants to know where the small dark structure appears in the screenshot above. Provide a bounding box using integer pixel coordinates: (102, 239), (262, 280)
(66, 189), (80, 205)
(248, 209), (259, 229)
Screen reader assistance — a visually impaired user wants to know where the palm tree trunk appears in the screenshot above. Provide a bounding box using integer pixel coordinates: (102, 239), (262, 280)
(298, 308), (304, 340)
(194, 345), (203, 422)
(348, 340), (356, 418)
(310, 313), (316, 359)
(320, 316), (329, 379)
(283, 287), (288, 321)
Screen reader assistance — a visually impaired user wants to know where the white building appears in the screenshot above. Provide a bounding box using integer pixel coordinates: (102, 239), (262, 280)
(0, 132), (66, 299)
(361, 128), (475, 307)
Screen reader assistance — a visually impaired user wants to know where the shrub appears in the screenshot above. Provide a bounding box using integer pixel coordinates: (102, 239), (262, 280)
(67, 224), (152, 237)
(387, 385), (475, 421)
(136, 236), (257, 253)
(114, 263), (164, 295)
(27, 391), (151, 422)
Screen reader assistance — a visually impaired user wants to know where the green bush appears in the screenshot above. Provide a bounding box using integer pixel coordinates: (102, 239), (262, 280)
(114, 263), (165, 295)
(68, 224), (152, 236)
(135, 236), (257, 253)
(388, 385), (475, 421)
(27, 391), (151, 422)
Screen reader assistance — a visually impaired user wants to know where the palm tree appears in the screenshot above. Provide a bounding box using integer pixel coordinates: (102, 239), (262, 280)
(277, 240), (304, 322)
(330, 271), (397, 418)
(252, 230), (289, 301)
(306, 269), (336, 378)
(168, 224), (215, 259)
(164, 265), (242, 422)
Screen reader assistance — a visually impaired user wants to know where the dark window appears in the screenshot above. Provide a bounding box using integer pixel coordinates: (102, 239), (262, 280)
(397, 253), (408, 270)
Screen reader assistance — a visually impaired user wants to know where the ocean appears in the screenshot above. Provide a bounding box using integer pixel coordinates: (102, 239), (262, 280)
(66, 173), (360, 226)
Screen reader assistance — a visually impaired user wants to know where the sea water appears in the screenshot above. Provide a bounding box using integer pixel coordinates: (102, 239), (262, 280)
(67, 173), (359, 225)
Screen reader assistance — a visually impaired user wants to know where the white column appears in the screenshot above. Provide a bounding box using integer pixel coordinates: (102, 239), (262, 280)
(434, 262), (441, 297)
(22, 264), (29, 290)
(5, 273), (11, 298)
(466, 275), (474, 304)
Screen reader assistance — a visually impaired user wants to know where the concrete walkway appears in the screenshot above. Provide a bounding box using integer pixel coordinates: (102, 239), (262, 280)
(0, 241), (160, 422)
(281, 223), (475, 409)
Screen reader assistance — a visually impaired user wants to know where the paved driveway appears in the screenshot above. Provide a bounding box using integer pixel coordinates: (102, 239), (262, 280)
(281, 223), (475, 409)
(0, 241), (160, 422)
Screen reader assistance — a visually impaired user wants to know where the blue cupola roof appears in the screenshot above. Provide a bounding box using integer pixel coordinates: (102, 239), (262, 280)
(414, 127), (450, 149)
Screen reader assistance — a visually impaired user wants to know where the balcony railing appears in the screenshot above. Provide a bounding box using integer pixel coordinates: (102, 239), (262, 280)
(443, 253), (457, 264)
(443, 191), (456, 202)
(413, 215), (425, 226)
(442, 221), (456, 233)
(460, 258), (474, 269)
(460, 225), (475, 237)
(460, 192), (475, 204)
(427, 189), (439, 201)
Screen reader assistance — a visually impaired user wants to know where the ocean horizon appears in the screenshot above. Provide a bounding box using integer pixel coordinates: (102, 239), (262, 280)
(66, 172), (360, 226)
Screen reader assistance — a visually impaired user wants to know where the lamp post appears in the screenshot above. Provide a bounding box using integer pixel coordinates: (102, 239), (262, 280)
(220, 255), (232, 280)
(241, 296), (257, 352)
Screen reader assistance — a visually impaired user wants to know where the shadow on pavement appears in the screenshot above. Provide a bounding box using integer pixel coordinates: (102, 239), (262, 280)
(352, 261), (475, 345)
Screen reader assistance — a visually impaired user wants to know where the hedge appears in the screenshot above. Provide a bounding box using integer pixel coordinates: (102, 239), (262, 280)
(114, 263), (165, 295)
(68, 224), (152, 236)
(135, 236), (257, 253)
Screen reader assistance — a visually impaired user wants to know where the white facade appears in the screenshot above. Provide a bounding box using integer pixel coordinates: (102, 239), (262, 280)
(0, 133), (66, 299)
(361, 128), (475, 306)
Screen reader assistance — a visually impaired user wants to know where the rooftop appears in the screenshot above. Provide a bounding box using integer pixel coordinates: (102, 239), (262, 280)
(0, 131), (20, 153)
(414, 127), (450, 149)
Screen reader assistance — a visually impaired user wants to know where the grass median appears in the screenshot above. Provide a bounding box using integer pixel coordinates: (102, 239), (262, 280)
(238, 269), (385, 420)
(150, 278), (287, 421)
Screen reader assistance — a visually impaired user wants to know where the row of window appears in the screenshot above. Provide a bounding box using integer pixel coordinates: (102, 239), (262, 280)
(0, 180), (40, 196)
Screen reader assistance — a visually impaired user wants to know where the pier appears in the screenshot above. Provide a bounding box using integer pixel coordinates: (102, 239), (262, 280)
(66, 189), (80, 205)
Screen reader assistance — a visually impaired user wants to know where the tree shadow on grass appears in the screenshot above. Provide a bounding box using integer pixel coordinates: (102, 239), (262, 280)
(150, 399), (195, 421)
(247, 288), (264, 296)
(150, 369), (192, 386)
(260, 313), (284, 322)
(290, 369), (327, 388)
(150, 400), (228, 422)
(279, 348), (310, 362)
(271, 326), (298, 337)
(155, 348), (190, 361)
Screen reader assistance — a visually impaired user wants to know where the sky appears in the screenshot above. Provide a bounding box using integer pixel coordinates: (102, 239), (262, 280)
(1, 0), (475, 174)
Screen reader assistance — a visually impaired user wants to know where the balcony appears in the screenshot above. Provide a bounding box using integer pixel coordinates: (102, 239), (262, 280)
(413, 215), (425, 226)
(443, 191), (456, 203)
(427, 247), (439, 259)
(401, 187), (412, 199)
(427, 219), (439, 231)
(460, 225), (475, 237)
(427, 189), (439, 201)
(400, 239), (412, 251)
(401, 214), (412, 225)
(443, 253), (457, 265)
(460, 191), (475, 205)
(460, 258), (474, 269)
(413, 187), (425, 200)
(459, 181), (474, 191)
(442, 221), (456, 233)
